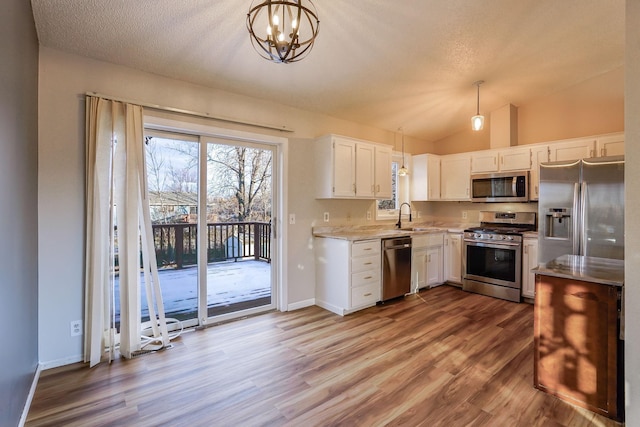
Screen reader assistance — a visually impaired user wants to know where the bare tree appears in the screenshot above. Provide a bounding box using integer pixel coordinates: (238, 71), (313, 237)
(207, 144), (272, 222)
(146, 136), (273, 223)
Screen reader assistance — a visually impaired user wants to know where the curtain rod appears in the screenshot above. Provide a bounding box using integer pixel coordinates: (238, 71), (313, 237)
(86, 92), (295, 133)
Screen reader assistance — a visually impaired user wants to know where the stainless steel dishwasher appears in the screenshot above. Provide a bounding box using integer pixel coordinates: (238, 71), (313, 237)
(381, 237), (412, 301)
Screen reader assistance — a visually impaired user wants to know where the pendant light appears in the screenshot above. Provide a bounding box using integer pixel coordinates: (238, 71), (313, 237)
(398, 127), (409, 176)
(471, 80), (485, 131)
(247, 0), (320, 64)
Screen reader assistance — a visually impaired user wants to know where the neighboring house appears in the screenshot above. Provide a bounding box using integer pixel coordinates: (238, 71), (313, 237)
(148, 191), (198, 223)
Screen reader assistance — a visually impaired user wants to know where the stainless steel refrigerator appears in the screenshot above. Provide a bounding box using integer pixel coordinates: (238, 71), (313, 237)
(538, 156), (624, 264)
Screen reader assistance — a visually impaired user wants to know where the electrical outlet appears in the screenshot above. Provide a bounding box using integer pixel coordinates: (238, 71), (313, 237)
(289, 213), (296, 225)
(462, 211), (468, 220)
(366, 210), (372, 220)
(70, 320), (83, 337)
(417, 211), (422, 218)
(323, 212), (330, 222)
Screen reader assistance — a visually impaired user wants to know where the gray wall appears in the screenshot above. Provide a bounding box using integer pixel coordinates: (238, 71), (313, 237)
(625, 1), (640, 424)
(0, 0), (39, 425)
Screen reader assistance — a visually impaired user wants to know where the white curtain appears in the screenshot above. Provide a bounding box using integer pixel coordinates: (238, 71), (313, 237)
(84, 96), (169, 366)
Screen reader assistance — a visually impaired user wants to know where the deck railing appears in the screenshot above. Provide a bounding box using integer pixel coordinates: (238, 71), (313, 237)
(150, 221), (271, 269)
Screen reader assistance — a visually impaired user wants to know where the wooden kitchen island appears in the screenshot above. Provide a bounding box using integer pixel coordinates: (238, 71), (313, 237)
(533, 255), (624, 422)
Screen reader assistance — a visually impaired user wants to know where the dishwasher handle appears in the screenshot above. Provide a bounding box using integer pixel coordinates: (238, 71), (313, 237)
(383, 237), (412, 250)
(385, 243), (412, 250)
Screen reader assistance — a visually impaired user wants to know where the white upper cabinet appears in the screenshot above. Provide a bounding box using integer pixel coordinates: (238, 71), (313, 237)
(374, 144), (393, 199)
(499, 146), (531, 171)
(355, 143), (375, 198)
(315, 135), (392, 199)
(440, 154), (471, 201)
(411, 154), (441, 201)
(529, 145), (549, 201)
(471, 146), (531, 174)
(315, 135), (356, 198)
(549, 138), (597, 162)
(471, 150), (499, 173)
(596, 133), (624, 157)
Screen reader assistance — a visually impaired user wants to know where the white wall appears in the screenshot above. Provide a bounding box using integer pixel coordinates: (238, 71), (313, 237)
(625, 1), (640, 424)
(37, 47), (398, 366)
(1, 0), (39, 424)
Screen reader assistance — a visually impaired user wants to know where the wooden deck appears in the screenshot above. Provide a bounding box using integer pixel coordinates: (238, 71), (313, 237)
(27, 285), (622, 426)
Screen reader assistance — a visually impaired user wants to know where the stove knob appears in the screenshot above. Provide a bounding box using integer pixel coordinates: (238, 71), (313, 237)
(494, 235), (504, 240)
(505, 236), (514, 241)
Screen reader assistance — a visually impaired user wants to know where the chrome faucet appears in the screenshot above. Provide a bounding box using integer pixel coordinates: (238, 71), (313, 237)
(396, 202), (412, 229)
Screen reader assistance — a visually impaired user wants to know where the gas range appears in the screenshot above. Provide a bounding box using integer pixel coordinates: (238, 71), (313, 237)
(464, 211), (536, 242)
(462, 211), (536, 303)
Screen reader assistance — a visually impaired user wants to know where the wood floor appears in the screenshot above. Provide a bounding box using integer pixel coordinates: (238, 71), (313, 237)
(27, 286), (622, 426)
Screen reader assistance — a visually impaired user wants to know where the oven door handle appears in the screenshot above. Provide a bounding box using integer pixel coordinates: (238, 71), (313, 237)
(463, 239), (521, 247)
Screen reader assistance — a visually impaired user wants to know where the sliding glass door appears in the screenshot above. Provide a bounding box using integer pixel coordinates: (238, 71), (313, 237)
(200, 137), (276, 322)
(127, 130), (277, 328)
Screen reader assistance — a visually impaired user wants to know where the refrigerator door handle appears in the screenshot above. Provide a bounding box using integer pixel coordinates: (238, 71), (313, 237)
(572, 183), (581, 255)
(580, 181), (588, 256)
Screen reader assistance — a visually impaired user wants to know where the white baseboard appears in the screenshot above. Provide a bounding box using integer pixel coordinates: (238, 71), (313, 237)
(19, 363), (42, 427)
(314, 300), (346, 316)
(40, 354), (83, 370)
(287, 298), (315, 311)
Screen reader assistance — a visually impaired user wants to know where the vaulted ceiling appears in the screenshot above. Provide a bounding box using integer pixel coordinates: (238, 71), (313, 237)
(30, 0), (624, 142)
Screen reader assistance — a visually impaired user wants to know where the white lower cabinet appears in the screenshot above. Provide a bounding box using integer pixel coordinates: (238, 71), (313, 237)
(411, 247), (428, 291)
(315, 238), (381, 315)
(444, 232), (462, 284)
(411, 233), (444, 290)
(522, 236), (538, 299)
(426, 245), (443, 287)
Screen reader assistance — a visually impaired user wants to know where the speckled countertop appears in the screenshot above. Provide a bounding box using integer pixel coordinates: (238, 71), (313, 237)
(533, 254), (624, 287)
(312, 222), (471, 241)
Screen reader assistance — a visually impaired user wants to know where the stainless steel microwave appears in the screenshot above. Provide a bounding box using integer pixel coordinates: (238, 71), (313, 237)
(471, 171), (529, 203)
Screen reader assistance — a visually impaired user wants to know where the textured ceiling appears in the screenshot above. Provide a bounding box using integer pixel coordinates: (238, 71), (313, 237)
(30, 0), (625, 142)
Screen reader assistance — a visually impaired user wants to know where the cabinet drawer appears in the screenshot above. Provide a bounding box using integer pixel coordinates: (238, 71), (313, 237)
(352, 239), (380, 257)
(351, 283), (380, 307)
(413, 233), (443, 248)
(351, 254), (380, 273)
(352, 269), (380, 287)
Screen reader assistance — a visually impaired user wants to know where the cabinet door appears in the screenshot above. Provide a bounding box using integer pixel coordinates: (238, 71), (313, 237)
(522, 238), (538, 298)
(332, 138), (356, 197)
(471, 151), (499, 173)
(374, 145), (392, 199)
(499, 147), (531, 171)
(529, 145), (549, 201)
(441, 154), (471, 200)
(411, 154), (440, 201)
(549, 138), (596, 162)
(427, 155), (441, 200)
(597, 134), (624, 157)
(445, 233), (462, 284)
(426, 245), (443, 287)
(411, 248), (428, 291)
(355, 143), (375, 198)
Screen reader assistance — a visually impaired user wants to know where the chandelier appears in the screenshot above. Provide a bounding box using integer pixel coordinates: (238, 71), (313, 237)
(247, 0), (320, 64)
